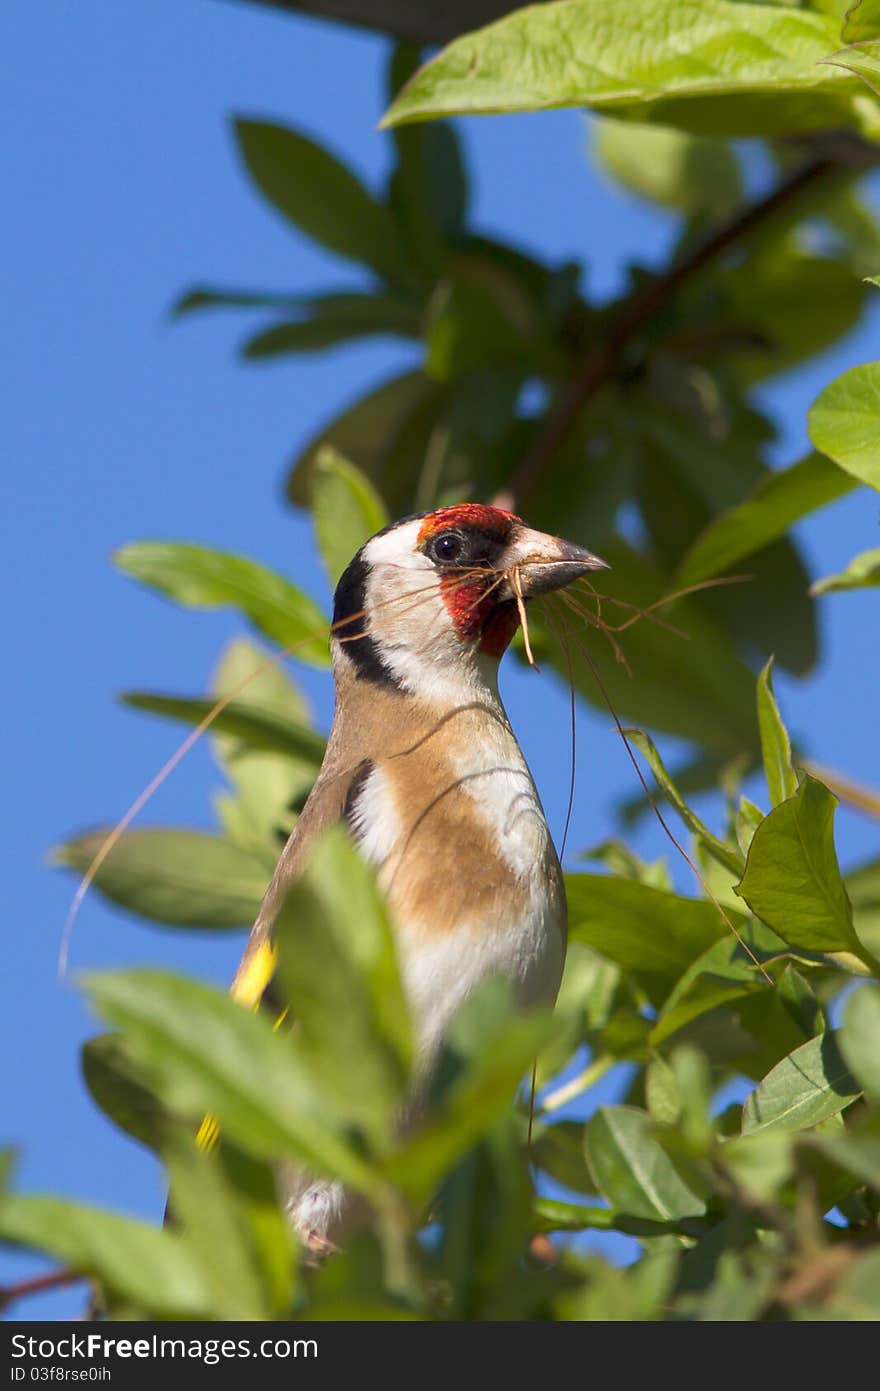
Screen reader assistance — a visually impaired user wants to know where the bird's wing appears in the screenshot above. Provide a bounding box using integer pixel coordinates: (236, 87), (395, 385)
(230, 752), (361, 1007)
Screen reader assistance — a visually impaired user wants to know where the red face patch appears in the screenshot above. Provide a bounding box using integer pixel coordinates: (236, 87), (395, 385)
(416, 503), (520, 546)
(418, 505), (521, 658)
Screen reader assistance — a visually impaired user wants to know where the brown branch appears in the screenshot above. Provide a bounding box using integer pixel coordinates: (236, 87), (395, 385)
(500, 155), (838, 509)
(0, 1268), (85, 1313)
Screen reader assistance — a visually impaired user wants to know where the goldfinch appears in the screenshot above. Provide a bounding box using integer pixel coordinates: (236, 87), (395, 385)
(235, 504), (606, 1247)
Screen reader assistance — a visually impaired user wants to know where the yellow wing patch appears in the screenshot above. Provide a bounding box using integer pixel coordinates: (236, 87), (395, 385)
(196, 939), (281, 1153)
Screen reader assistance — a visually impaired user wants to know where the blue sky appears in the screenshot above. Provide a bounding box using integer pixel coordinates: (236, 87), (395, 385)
(3, 0), (880, 1318)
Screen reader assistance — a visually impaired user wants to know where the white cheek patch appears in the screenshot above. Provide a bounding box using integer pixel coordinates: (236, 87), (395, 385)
(347, 764), (401, 868)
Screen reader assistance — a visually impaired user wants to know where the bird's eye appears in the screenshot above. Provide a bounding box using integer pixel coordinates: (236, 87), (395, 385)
(428, 531), (465, 566)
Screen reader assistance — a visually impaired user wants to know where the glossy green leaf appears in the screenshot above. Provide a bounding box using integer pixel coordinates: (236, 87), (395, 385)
(650, 922), (786, 1047)
(736, 796), (765, 857)
(530, 1121), (593, 1196)
(777, 964), (824, 1040)
(840, 983), (880, 1099)
(163, 1129), (268, 1313)
(170, 286), (305, 317)
(382, 0), (857, 137)
(241, 293), (421, 358)
(585, 1106), (705, 1224)
(676, 453), (855, 588)
(848, 855), (880, 956)
(424, 258), (556, 381)
(566, 874), (732, 1007)
(820, 1249), (880, 1321)
(0, 1195), (211, 1317)
(387, 45), (468, 276)
(273, 828), (412, 1139)
(114, 542), (329, 666)
(594, 119), (741, 215)
(53, 829), (268, 928)
(286, 370), (444, 513)
(723, 253), (866, 385)
(214, 1146), (298, 1317)
(382, 983), (553, 1204)
(757, 657), (797, 807)
(621, 727), (743, 875)
(810, 547), (880, 595)
(803, 1116), (880, 1190)
(82, 969), (382, 1196)
(312, 447), (389, 587)
(742, 1031), (860, 1134)
(121, 691), (326, 764)
(735, 776), (878, 968)
(533, 1198), (613, 1232)
(82, 1032), (166, 1149)
(163, 1130), (270, 1320)
(823, 39), (880, 99)
(844, 0), (880, 43)
(809, 362), (880, 492)
(552, 536), (759, 757)
(581, 838), (671, 890)
(233, 119), (410, 287)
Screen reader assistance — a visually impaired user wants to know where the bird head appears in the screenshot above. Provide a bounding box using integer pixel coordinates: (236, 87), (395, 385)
(331, 504), (607, 701)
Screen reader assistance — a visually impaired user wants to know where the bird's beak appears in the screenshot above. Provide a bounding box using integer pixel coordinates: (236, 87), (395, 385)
(503, 526), (609, 598)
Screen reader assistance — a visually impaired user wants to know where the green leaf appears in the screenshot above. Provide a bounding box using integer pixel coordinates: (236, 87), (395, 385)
(809, 362), (880, 492)
(650, 921), (787, 1047)
(757, 657), (797, 808)
(424, 258), (559, 381)
(581, 838), (671, 890)
(82, 1033), (166, 1149)
(820, 1248), (880, 1321)
(170, 286), (306, 318)
(822, 39), (880, 99)
(285, 370), (444, 514)
(233, 119), (411, 288)
(215, 1146), (298, 1317)
(844, 0), (880, 43)
(742, 1031), (860, 1134)
(0, 1195), (211, 1317)
(530, 1120), (594, 1196)
(532, 1198), (613, 1232)
(53, 829), (269, 928)
(736, 796), (765, 857)
(388, 46), (468, 276)
(273, 828), (412, 1141)
(82, 969), (382, 1196)
(206, 638), (316, 848)
(840, 983), (880, 1099)
(241, 293), (421, 358)
(163, 1130), (272, 1320)
(553, 536), (759, 758)
(802, 1115), (880, 1190)
(621, 727), (743, 875)
(566, 873), (732, 1007)
(593, 119), (741, 215)
(382, 0), (857, 138)
(114, 542), (329, 666)
(810, 547), (880, 595)
(382, 983), (554, 1205)
(312, 447), (389, 587)
(585, 1106), (706, 1224)
(676, 453), (856, 588)
(723, 252), (866, 385)
(735, 775), (879, 969)
(848, 855), (880, 956)
(121, 691), (326, 764)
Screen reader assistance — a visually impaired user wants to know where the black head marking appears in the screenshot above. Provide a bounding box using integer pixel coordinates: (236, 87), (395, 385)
(333, 550), (398, 688)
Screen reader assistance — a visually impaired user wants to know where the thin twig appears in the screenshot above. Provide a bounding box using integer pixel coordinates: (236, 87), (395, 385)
(501, 156), (836, 507)
(0, 1269), (84, 1313)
